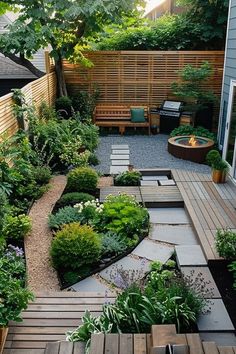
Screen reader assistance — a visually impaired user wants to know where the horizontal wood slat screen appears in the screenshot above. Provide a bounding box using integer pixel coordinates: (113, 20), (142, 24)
(63, 51), (224, 125)
(0, 72), (57, 137)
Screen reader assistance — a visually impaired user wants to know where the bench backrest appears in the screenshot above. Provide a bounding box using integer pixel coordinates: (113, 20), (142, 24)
(94, 105), (149, 122)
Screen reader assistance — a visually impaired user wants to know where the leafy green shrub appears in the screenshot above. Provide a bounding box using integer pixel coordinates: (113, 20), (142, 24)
(101, 232), (129, 257)
(115, 171), (141, 186)
(74, 199), (103, 225)
(170, 125), (217, 143)
(48, 206), (81, 230)
(71, 121), (99, 152)
(39, 101), (57, 121)
(71, 89), (100, 120)
(0, 190), (8, 232)
(228, 261), (236, 290)
(67, 167), (98, 193)
(60, 137), (90, 167)
(206, 149), (221, 166)
(96, 194), (149, 238)
(88, 153), (100, 166)
(57, 192), (95, 208)
(32, 166), (52, 185)
(3, 214), (31, 240)
(216, 229), (236, 260)
(50, 223), (101, 270)
(55, 96), (73, 118)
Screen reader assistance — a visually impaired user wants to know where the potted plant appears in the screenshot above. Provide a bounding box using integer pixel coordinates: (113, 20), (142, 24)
(206, 149), (229, 183)
(171, 62), (217, 130)
(0, 247), (34, 354)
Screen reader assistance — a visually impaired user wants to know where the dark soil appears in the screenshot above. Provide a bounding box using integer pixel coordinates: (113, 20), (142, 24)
(209, 260), (236, 329)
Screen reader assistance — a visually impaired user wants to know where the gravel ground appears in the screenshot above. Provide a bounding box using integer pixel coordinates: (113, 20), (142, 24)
(95, 135), (211, 174)
(25, 175), (67, 292)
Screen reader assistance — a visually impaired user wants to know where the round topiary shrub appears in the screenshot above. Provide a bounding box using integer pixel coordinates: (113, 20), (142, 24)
(67, 167), (98, 193)
(50, 223), (101, 270)
(57, 192), (95, 208)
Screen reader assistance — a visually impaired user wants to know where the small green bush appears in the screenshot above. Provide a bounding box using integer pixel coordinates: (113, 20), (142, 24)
(32, 166), (52, 185)
(50, 223), (101, 270)
(216, 229), (236, 260)
(88, 153), (100, 166)
(206, 149), (221, 167)
(115, 171), (141, 186)
(67, 167), (98, 193)
(48, 206), (81, 230)
(55, 96), (73, 118)
(3, 214), (31, 240)
(101, 232), (129, 257)
(57, 192), (95, 208)
(0, 191), (8, 232)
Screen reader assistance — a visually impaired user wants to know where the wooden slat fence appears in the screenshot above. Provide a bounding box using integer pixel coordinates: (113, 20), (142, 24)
(0, 72), (57, 137)
(63, 51), (224, 107)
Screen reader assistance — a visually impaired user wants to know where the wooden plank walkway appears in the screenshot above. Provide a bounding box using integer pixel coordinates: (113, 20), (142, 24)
(3, 292), (115, 354)
(172, 170), (236, 260)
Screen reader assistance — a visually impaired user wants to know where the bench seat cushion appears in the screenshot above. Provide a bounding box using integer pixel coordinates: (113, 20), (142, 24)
(130, 108), (146, 123)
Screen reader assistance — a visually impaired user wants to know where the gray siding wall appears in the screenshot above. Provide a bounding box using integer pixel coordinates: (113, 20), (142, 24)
(219, 0), (236, 145)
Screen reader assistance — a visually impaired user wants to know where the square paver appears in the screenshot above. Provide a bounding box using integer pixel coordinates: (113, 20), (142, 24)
(110, 154), (129, 160)
(110, 166), (129, 174)
(141, 187), (183, 204)
(71, 276), (113, 293)
(141, 180), (158, 186)
(159, 179), (176, 186)
(132, 239), (174, 262)
(180, 267), (221, 298)
(112, 149), (130, 154)
(200, 332), (236, 346)
(112, 144), (129, 150)
(100, 186), (142, 202)
(150, 225), (198, 245)
(197, 299), (234, 332)
(99, 256), (150, 285)
(148, 208), (190, 224)
(142, 176), (168, 181)
(175, 245), (207, 266)
(111, 160), (130, 166)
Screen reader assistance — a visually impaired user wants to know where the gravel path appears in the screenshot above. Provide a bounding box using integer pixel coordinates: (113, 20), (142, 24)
(25, 175), (67, 292)
(95, 135), (211, 174)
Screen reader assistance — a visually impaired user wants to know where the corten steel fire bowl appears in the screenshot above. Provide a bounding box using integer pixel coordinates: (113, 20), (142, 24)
(168, 135), (215, 163)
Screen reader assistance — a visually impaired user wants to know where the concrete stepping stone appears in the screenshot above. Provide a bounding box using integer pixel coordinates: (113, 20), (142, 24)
(110, 166), (129, 174)
(132, 239), (174, 262)
(71, 276), (113, 293)
(159, 179), (176, 186)
(111, 160), (130, 166)
(181, 266), (221, 298)
(99, 256), (150, 285)
(148, 208), (190, 224)
(112, 149), (130, 154)
(197, 299), (234, 332)
(112, 144), (129, 149)
(110, 154), (129, 160)
(142, 176), (168, 181)
(175, 245), (207, 266)
(200, 332), (236, 346)
(141, 180), (158, 186)
(150, 225), (198, 245)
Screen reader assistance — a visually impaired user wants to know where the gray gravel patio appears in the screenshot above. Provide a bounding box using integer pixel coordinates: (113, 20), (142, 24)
(95, 135), (211, 174)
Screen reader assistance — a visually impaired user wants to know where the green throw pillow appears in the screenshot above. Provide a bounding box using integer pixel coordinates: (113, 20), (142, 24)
(130, 108), (146, 123)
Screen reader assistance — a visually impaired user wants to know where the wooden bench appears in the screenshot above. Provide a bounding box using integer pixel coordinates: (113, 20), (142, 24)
(93, 105), (151, 135)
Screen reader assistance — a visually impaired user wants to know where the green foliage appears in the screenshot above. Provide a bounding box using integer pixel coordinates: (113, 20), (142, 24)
(0, 246), (34, 326)
(3, 214), (31, 241)
(0, 191), (8, 233)
(96, 194), (149, 238)
(114, 171), (141, 186)
(228, 261), (236, 290)
(60, 138), (91, 168)
(48, 206), (81, 230)
(74, 199), (103, 226)
(50, 223), (102, 270)
(216, 229), (236, 260)
(57, 192), (95, 208)
(71, 89), (100, 121)
(88, 153), (100, 166)
(32, 166), (52, 185)
(67, 261), (204, 345)
(72, 121), (99, 152)
(67, 167), (98, 193)
(171, 62), (217, 108)
(101, 232), (129, 257)
(39, 101), (58, 121)
(170, 125), (217, 143)
(55, 96), (73, 118)
(206, 149), (221, 166)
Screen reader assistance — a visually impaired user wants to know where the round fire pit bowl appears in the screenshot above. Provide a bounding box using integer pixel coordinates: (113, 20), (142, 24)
(168, 135), (214, 163)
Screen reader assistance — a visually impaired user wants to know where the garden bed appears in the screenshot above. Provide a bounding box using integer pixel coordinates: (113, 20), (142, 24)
(209, 260), (236, 329)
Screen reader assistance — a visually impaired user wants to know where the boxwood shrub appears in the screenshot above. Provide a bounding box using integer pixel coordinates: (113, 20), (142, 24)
(56, 192), (95, 209)
(67, 167), (98, 193)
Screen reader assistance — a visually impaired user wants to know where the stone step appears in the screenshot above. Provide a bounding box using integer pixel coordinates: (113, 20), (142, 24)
(112, 149), (130, 154)
(110, 165), (129, 174)
(111, 160), (130, 166)
(142, 175), (168, 181)
(150, 225), (198, 245)
(159, 179), (176, 186)
(148, 208), (190, 224)
(132, 239), (174, 262)
(110, 154), (129, 160)
(175, 245), (207, 266)
(112, 144), (129, 149)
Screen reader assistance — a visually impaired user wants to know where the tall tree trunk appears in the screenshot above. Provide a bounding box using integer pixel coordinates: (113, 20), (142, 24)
(55, 53), (68, 97)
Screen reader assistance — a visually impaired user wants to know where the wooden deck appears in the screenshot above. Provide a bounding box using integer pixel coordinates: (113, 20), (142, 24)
(172, 170), (236, 260)
(3, 292), (115, 354)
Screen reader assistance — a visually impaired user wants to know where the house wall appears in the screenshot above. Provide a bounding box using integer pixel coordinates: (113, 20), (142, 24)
(219, 0), (236, 146)
(145, 0), (184, 20)
(0, 78), (35, 96)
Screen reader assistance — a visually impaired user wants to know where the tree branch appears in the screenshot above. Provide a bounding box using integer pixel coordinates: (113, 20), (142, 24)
(0, 51), (45, 78)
